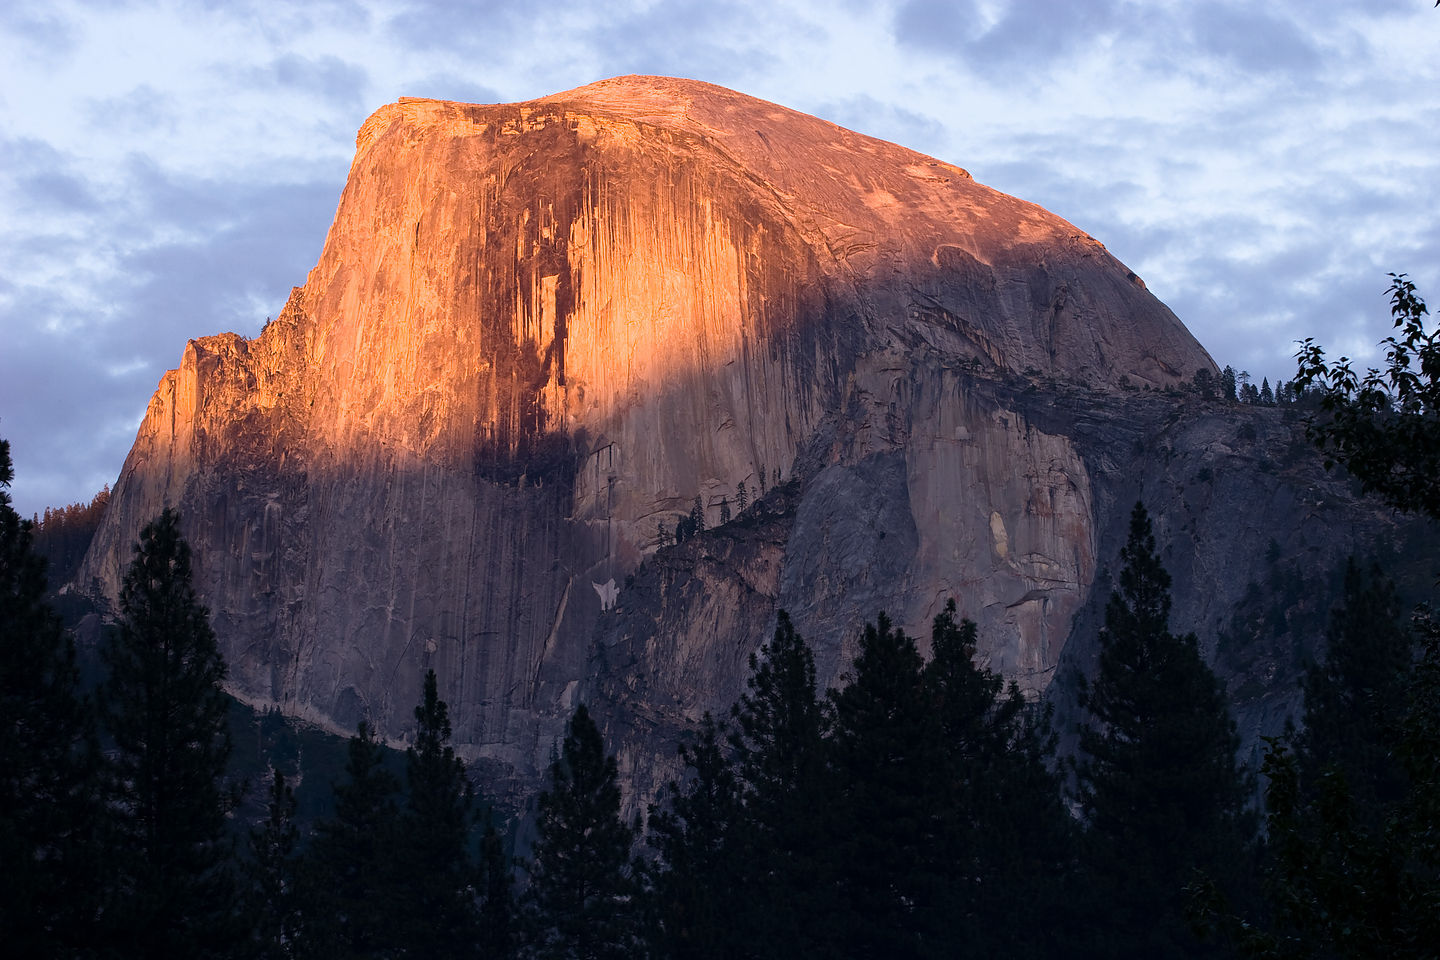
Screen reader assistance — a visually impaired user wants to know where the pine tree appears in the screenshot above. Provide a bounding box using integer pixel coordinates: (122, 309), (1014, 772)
(478, 822), (517, 960)
(395, 669), (479, 958)
(727, 611), (831, 958)
(1395, 608), (1440, 952)
(0, 439), (101, 956)
(101, 507), (237, 958)
(1299, 561), (1411, 813)
(245, 768), (303, 960)
(646, 714), (745, 960)
(736, 481), (747, 513)
(689, 495), (705, 536)
(718, 496), (731, 525)
(1075, 502), (1251, 959)
(1221, 365), (1238, 401)
(924, 600), (1075, 958)
(826, 613), (938, 958)
(1241, 563), (1421, 958)
(1260, 377), (1274, 405)
(522, 703), (640, 960)
(306, 720), (402, 959)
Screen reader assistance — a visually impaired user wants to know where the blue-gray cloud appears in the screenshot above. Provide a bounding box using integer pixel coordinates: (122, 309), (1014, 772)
(401, 73), (504, 104)
(227, 53), (372, 110)
(85, 85), (177, 137)
(0, 133), (343, 516)
(586, 0), (792, 86)
(382, 0), (523, 55)
(170, 0), (374, 37)
(889, 0), (1358, 85)
(1183, 4), (1319, 75)
(0, 3), (79, 62)
(894, 0), (1125, 72)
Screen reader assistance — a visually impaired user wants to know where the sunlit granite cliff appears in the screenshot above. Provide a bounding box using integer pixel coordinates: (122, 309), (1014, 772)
(79, 77), (1384, 805)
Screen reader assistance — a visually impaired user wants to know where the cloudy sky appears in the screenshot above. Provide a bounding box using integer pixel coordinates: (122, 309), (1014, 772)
(2, 0), (1437, 517)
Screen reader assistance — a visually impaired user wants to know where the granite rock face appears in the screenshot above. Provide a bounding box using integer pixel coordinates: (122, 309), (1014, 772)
(592, 370), (1408, 815)
(79, 76), (1308, 803)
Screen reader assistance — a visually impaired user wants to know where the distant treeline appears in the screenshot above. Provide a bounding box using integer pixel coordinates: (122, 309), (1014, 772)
(29, 484), (109, 588)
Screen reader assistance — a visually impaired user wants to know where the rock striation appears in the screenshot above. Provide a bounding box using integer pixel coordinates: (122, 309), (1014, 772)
(80, 76), (1366, 805)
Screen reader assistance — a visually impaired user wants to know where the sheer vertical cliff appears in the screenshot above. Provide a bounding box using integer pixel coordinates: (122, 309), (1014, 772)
(81, 76), (1237, 796)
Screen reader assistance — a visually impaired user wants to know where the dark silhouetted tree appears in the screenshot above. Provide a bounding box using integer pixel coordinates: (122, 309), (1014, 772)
(101, 507), (237, 958)
(245, 768), (303, 960)
(1193, 368), (1216, 399)
(397, 669), (478, 958)
(1219, 268), (1440, 956)
(718, 496), (731, 525)
(1260, 377), (1274, 405)
(0, 439), (102, 957)
(1221, 365), (1238, 401)
(727, 611), (832, 957)
(1299, 561), (1411, 813)
(646, 713), (745, 960)
(736, 481), (747, 513)
(826, 612), (939, 958)
(1229, 566), (1431, 958)
(925, 599), (1076, 958)
(1296, 273), (1440, 519)
(479, 822), (517, 960)
(307, 720), (402, 959)
(1076, 502), (1251, 959)
(522, 703), (640, 960)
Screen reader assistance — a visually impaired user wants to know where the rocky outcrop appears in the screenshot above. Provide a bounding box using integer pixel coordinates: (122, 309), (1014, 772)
(81, 76), (1263, 803)
(588, 362), (1411, 816)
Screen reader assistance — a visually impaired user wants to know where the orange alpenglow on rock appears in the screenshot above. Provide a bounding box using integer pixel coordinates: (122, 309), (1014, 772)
(78, 76), (1219, 803)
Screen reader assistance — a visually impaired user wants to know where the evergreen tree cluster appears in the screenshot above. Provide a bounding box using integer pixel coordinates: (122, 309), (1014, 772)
(0, 440), (101, 956)
(674, 495), (706, 544)
(1196, 366), (1298, 406)
(4, 432), (1255, 958)
(29, 484), (110, 587)
(0, 467), (520, 959)
(634, 504), (1265, 960)
(1190, 273), (1440, 957)
(1075, 504), (1252, 958)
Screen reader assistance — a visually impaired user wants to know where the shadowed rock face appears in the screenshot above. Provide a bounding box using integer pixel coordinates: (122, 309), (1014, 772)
(80, 76), (1224, 800)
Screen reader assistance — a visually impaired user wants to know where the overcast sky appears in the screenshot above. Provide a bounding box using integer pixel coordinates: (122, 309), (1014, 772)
(2, 0), (1437, 517)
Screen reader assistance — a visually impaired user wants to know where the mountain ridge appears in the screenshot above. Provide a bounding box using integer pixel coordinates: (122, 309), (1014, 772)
(78, 77), (1355, 807)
